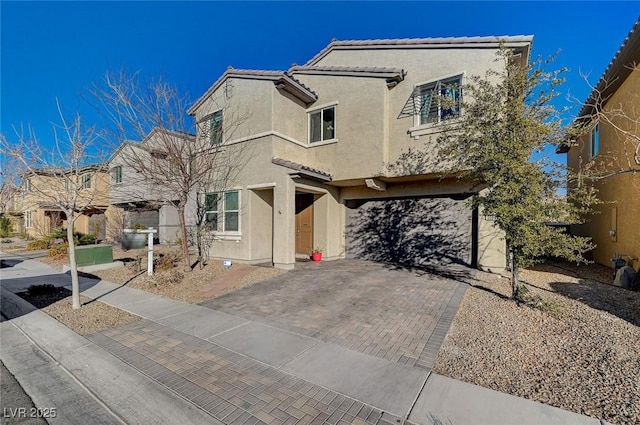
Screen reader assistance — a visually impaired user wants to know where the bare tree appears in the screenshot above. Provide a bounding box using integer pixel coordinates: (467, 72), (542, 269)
(89, 71), (249, 271)
(1, 104), (108, 309)
(567, 65), (640, 184)
(0, 154), (20, 216)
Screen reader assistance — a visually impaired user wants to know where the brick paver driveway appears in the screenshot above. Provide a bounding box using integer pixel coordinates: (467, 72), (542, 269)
(202, 259), (468, 370)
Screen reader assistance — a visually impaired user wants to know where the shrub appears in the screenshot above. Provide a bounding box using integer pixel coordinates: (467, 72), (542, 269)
(48, 244), (68, 259)
(75, 232), (97, 245)
(26, 239), (50, 250)
(131, 223), (148, 230)
(45, 226), (67, 241)
(0, 216), (12, 238)
(154, 251), (181, 272)
(27, 283), (57, 296)
(155, 270), (184, 286)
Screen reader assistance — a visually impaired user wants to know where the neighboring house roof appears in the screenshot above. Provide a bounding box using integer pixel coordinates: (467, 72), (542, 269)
(141, 127), (195, 144)
(272, 157), (332, 182)
(107, 128), (196, 165)
(187, 68), (318, 115)
(304, 35), (534, 66)
(577, 17), (639, 120)
(23, 163), (107, 177)
(107, 140), (139, 165)
(556, 17), (640, 154)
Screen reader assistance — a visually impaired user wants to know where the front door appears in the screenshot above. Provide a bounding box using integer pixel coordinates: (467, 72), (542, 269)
(295, 193), (314, 254)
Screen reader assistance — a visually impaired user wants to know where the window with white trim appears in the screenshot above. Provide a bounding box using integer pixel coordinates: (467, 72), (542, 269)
(415, 75), (462, 125)
(309, 106), (335, 143)
(81, 174), (91, 189)
(24, 179), (32, 192)
(25, 211), (32, 228)
(590, 123), (600, 158)
(111, 166), (123, 184)
(204, 190), (239, 232)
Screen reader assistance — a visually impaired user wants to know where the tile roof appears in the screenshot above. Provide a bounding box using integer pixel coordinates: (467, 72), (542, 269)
(272, 158), (332, 181)
(188, 68), (319, 114)
(577, 17), (640, 120)
(188, 68), (287, 115)
(289, 65), (406, 82)
(275, 74), (318, 104)
(305, 35), (534, 66)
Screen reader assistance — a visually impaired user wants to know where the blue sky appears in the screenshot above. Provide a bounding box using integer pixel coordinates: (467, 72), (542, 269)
(1, 1), (638, 161)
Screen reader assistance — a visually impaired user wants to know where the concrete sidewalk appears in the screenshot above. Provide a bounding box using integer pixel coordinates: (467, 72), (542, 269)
(77, 278), (603, 425)
(0, 253), (608, 425)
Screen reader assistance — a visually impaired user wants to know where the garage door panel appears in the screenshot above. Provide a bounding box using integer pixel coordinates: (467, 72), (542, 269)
(345, 197), (473, 266)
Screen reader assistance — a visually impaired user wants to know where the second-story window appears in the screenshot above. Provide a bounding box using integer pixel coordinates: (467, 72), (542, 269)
(209, 110), (223, 145)
(590, 123), (600, 158)
(24, 179), (32, 192)
(416, 75), (462, 125)
(309, 106), (335, 143)
(111, 166), (123, 184)
(82, 174), (91, 189)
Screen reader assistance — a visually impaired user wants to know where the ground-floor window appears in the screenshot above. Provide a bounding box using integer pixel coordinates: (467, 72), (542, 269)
(204, 190), (240, 233)
(25, 211), (32, 228)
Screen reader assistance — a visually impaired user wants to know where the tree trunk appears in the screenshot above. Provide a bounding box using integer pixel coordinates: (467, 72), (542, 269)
(177, 206), (191, 272)
(510, 251), (521, 299)
(66, 216), (81, 310)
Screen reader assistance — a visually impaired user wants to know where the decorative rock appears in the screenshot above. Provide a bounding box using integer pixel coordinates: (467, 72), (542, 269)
(614, 266), (637, 289)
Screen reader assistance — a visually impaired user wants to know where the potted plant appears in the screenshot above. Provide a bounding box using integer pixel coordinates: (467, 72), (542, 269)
(311, 247), (323, 262)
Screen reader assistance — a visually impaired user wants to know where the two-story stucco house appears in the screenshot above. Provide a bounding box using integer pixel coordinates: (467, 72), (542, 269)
(558, 19), (640, 269)
(187, 36), (533, 271)
(107, 128), (197, 244)
(20, 165), (110, 239)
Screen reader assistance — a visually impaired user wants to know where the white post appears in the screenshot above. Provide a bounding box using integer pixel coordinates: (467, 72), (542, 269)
(148, 227), (154, 276)
(124, 227), (158, 276)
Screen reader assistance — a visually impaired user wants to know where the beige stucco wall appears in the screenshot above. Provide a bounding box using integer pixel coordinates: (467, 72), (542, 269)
(311, 48), (508, 169)
(194, 78), (273, 141)
(286, 74), (387, 180)
(568, 70), (640, 269)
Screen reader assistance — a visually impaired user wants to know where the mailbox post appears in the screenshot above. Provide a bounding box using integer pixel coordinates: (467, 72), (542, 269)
(123, 227), (158, 276)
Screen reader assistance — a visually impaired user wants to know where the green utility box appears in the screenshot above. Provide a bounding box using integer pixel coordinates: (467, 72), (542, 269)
(74, 245), (113, 267)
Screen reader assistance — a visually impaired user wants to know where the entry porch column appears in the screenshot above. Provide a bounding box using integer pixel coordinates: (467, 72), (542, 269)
(272, 177), (296, 270)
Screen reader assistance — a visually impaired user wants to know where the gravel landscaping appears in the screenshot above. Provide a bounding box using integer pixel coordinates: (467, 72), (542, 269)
(433, 261), (640, 425)
(34, 245), (285, 304)
(18, 287), (140, 335)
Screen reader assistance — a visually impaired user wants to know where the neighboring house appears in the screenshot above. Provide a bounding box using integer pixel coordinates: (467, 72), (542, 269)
(20, 165), (110, 239)
(187, 36), (533, 271)
(558, 19), (640, 269)
(108, 128), (196, 244)
(0, 185), (23, 235)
